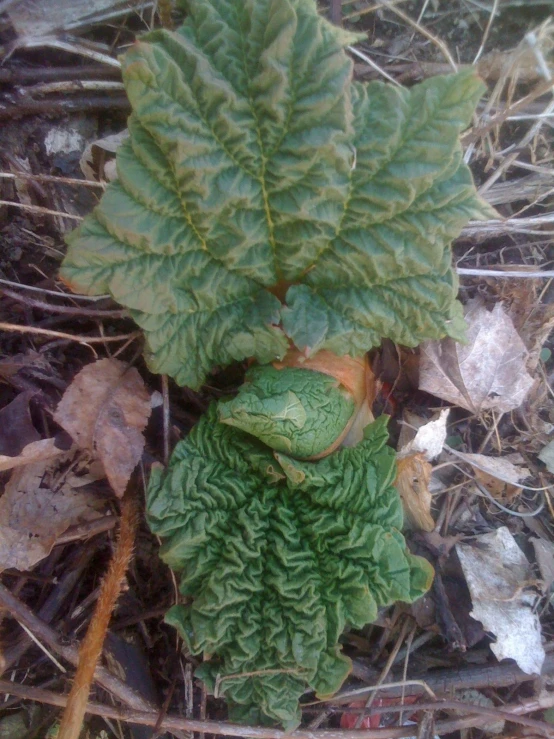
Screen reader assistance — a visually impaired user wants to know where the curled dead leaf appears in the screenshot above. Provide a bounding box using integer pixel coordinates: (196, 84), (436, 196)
(54, 358), (151, 497)
(395, 453), (435, 532)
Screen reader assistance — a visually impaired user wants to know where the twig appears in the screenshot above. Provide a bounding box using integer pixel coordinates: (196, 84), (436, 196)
(349, 652), (554, 699)
(0, 65), (122, 84)
(0, 322), (140, 345)
(457, 267), (554, 277)
(0, 95), (130, 119)
(0, 278), (110, 301)
(16, 621), (67, 674)
(0, 583), (153, 712)
(473, 0), (499, 64)
(355, 619), (411, 728)
(348, 46), (401, 86)
(374, 0), (457, 72)
(2, 288), (126, 318)
(0, 200), (82, 220)
(57, 494), (138, 739)
(0, 171), (105, 189)
(1, 680), (553, 738)
(22, 80), (125, 96)
(9, 37), (121, 68)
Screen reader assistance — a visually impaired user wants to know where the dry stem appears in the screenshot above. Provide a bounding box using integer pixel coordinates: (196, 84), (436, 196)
(56, 494), (138, 739)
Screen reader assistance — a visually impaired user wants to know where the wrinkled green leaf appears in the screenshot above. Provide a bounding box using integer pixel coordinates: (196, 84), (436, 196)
(147, 405), (433, 727)
(218, 365), (356, 458)
(61, 0), (492, 388)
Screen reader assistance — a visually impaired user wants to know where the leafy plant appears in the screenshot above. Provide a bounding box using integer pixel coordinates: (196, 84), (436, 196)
(60, 0), (492, 726)
(60, 0), (492, 389)
(147, 399), (433, 727)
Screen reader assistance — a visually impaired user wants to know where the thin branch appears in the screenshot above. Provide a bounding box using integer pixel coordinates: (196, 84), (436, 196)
(2, 288), (127, 318)
(348, 46), (401, 86)
(457, 267), (554, 278)
(473, 0), (499, 64)
(0, 583), (153, 712)
(0, 171), (105, 189)
(22, 80), (125, 96)
(0, 278), (110, 301)
(374, 0), (457, 72)
(0, 322), (140, 345)
(0, 200), (82, 220)
(0, 680), (553, 738)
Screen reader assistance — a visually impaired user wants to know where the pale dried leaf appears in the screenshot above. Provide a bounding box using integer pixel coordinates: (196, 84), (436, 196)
(0, 452), (105, 572)
(419, 301), (534, 413)
(398, 408), (449, 461)
(395, 454), (435, 532)
(54, 358), (151, 497)
(456, 527), (544, 675)
(450, 449), (530, 488)
(0, 438), (63, 472)
(7, 0), (140, 37)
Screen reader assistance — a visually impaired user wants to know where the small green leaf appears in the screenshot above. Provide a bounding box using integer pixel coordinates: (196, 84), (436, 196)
(218, 365), (355, 458)
(61, 0), (489, 387)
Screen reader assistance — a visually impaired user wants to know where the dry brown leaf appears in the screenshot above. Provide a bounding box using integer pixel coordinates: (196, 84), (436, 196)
(0, 452), (105, 572)
(395, 453), (435, 532)
(54, 359), (151, 497)
(419, 301), (534, 414)
(0, 437), (63, 472)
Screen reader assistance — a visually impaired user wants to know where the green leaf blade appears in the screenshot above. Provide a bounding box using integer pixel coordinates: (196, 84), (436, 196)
(62, 0), (488, 386)
(146, 404), (431, 726)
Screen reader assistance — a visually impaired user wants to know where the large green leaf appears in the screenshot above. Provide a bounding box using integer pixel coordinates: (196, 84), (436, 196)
(61, 0), (491, 387)
(147, 404), (433, 727)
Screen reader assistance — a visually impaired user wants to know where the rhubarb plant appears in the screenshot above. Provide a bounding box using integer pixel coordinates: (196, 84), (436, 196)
(61, 0), (492, 389)
(60, 0), (492, 727)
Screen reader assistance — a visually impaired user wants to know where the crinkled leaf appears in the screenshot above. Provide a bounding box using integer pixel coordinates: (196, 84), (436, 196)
(61, 0), (491, 387)
(218, 365), (356, 458)
(146, 407), (433, 727)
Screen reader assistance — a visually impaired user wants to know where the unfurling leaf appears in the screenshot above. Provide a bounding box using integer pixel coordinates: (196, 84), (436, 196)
(61, 0), (491, 388)
(54, 358), (151, 496)
(219, 353), (368, 459)
(147, 406), (433, 727)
